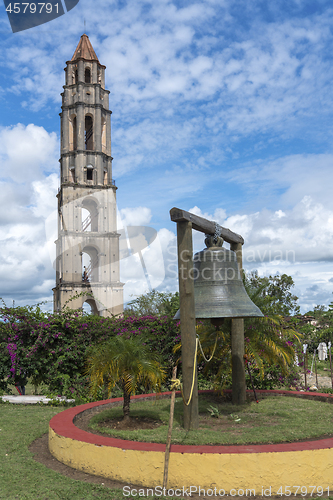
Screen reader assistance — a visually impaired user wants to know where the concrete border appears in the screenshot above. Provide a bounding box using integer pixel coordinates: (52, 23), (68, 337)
(49, 390), (333, 492)
(2, 395), (75, 404)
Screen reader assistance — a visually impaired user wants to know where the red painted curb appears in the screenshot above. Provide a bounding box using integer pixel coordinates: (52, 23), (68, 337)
(49, 389), (333, 454)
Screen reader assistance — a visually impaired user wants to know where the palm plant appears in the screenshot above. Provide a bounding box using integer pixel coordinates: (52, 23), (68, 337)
(86, 335), (166, 420)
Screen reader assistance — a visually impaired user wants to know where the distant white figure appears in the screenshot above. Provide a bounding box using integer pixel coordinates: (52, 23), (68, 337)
(295, 354), (299, 366)
(318, 342), (328, 361)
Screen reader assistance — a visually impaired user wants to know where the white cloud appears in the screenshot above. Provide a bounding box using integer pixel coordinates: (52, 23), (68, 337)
(0, 124), (58, 182)
(186, 198), (333, 313)
(0, 124), (59, 306)
(32, 174), (59, 218)
(118, 206), (152, 227)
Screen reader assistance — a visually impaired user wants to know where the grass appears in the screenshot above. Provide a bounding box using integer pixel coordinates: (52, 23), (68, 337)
(314, 359), (333, 377)
(0, 403), (124, 500)
(2, 396), (333, 499)
(89, 394), (333, 446)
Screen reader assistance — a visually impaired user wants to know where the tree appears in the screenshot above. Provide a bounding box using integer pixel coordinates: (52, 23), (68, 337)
(245, 272), (300, 316)
(125, 290), (179, 318)
(86, 336), (166, 419)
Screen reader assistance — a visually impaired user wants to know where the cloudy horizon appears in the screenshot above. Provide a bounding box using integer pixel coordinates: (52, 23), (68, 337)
(1, 0), (333, 314)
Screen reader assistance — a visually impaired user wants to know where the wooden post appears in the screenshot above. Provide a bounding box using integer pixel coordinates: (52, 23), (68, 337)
(230, 242), (246, 405)
(163, 367), (177, 489)
(314, 349), (318, 388)
(170, 208), (248, 410)
(304, 352), (307, 390)
(177, 221), (198, 430)
(329, 346), (333, 390)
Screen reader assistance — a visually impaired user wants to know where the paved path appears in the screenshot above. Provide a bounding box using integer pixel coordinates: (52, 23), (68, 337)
(1, 395), (75, 404)
(302, 373), (333, 389)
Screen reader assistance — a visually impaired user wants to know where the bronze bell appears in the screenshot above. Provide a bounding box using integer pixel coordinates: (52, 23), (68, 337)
(174, 235), (263, 322)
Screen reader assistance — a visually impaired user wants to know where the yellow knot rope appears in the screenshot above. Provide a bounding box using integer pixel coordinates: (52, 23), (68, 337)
(170, 338), (198, 406)
(170, 379), (181, 391)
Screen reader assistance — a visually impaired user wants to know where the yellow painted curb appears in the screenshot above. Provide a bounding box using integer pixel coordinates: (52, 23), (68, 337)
(49, 391), (333, 493)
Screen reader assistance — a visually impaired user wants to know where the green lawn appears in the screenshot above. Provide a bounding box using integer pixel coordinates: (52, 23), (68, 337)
(1, 399), (333, 499)
(0, 404), (123, 500)
(90, 394), (333, 445)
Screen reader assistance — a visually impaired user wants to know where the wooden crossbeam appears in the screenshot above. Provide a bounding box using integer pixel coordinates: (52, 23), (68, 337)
(170, 207), (244, 245)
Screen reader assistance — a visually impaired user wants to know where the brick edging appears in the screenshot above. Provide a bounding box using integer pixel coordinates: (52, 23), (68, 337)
(49, 389), (333, 454)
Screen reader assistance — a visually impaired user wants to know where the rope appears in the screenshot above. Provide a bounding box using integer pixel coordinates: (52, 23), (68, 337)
(197, 333), (218, 363)
(170, 379), (181, 391)
(171, 332), (218, 405)
(171, 338), (198, 406)
(171, 332), (220, 404)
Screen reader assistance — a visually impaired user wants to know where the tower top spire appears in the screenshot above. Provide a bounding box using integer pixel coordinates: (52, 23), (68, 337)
(71, 34), (100, 63)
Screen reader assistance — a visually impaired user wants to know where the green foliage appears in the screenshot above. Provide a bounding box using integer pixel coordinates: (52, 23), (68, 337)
(293, 300), (333, 353)
(125, 290), (179, 318)
(86, 335), (166, 417)
(207, 405), (219, 417)
(0, 302), (180, 397)
(245, 271), (300, 316)
(245, 362), (302, 390)
(318, 300), (333, 342)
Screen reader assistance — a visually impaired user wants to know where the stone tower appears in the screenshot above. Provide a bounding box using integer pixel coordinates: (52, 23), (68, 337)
(53, 34), (123, 317)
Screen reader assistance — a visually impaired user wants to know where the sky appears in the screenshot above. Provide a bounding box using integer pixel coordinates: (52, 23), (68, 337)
(1, 0), (333, 314)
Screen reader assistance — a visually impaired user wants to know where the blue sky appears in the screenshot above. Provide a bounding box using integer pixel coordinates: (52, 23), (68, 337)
(1, 0), (333, 312)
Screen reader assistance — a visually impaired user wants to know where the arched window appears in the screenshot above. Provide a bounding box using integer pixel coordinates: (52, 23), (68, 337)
(69, 114), (77, 151)
(75, 69), (78, 84)
(82, 300), (98, 315)
(82, 207), (91, 231)
(85, 115), (93, 150)
(85, 68), (91, 83)
(101, 117), (106, 153)
(86, 164), (94, 182)
(82, 197), (98, 231)
(82, 246), (99, 282)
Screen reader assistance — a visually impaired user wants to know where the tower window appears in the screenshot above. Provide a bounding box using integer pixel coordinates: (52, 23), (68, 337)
(69, 114), (77, 151)
(75, 69), (78, 84)
(101, 117), (106, 153)
(70, 167), (75, 182)
(87, 168), (93, 181)
(85, 68), (91, 83)
(85, 115), (93, 150)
